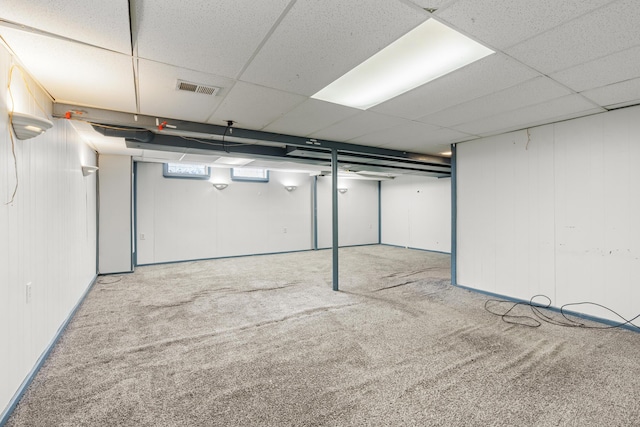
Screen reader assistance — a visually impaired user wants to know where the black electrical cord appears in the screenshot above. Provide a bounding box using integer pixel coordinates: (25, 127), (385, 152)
(484, 294), (640, 330)
(97, 276), (122, 285)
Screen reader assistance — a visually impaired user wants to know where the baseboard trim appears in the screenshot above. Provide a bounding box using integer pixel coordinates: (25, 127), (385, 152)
(453, 283), (640, 333)
(0, 274), (99, 426)
(137, 244), (382, 267)
(380, 243), (451, 255)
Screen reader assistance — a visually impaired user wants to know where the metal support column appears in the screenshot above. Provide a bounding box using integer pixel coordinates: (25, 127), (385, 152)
(451, 144), (457, 286)
(378, 180), (382, 244)
(331, 148), (339, 291)
(312, 175), (318, 250)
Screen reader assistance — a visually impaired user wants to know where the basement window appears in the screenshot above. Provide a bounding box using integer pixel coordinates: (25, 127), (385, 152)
(163, 163), (211, 180)
(231, 168), (269, 182)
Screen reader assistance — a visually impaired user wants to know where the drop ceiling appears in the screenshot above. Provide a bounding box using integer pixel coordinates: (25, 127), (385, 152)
(1, 0), (638, 167)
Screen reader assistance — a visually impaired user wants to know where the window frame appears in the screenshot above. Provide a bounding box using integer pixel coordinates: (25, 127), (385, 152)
(230, 167), (269, 183)
(162, 163), (211, 180)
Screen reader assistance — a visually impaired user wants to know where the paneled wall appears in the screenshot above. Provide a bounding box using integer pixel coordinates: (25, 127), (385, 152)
(136, 163), (313, 264)
(0, 47), (97, 416)
(381, 175), (451, 253)
(457, 105), (640, 322)
(98, 154), (132, 274)
(316, 176), (379, 248)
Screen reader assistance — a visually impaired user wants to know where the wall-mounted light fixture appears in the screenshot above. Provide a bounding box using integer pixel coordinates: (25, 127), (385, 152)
(338, 188), (348, 194)
(284, 185), (297, 192)
(213, 183), (228, 190)
(10, 112), (53, 140)
(81, 165), (99, 176)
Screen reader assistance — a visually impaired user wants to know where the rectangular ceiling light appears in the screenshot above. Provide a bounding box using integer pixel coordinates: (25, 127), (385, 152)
(214, 157), (254, 166)
(311, 19), (494, 110)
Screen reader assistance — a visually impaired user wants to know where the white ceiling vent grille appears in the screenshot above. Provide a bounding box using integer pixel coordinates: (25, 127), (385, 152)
(176, 80), (221, 96)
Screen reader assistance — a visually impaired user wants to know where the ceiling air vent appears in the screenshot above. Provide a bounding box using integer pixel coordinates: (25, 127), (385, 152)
(176, 80), (221, 96)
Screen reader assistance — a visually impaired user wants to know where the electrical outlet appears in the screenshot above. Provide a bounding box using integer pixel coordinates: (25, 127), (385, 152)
(26, 282), (32, 304)
(283, 227), (287, 234)
(140, 233), (146, 240)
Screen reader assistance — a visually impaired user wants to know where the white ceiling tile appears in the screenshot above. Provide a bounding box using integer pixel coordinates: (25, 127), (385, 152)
(138, 59), (236, 122)
(208, 81), (306, 130)
(182, 154), (220, 164)
(550, 46), (640, 92)
(0, 0), (131, 53)
(478, 108), (605, 137)
(372, 53), (539, 119)
(506, 0), (640, 74)
(2, 27), (136, 112)
(134, 0), (292, 78)
(140, 150), (183, 162)
(404, 0), (453, 10)
(309, 111), (407, 142)
(348, 119), (439, 147)
(241, 0), (427, 95)
(437, 0), (612, 49)
(580, 78), (640, 108)
(419, 76), (572, 127)
(263, 99), (359, 137)
(374, 126), (475, 152)
(428, 143), (459, 156)
(454, 95), (603, 135)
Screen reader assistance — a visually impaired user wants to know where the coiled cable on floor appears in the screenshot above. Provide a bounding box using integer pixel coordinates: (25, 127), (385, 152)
(484, 294), (640, 330)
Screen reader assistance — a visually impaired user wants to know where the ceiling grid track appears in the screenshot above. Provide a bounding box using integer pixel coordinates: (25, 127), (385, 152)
(204, 0), (300, 124)
(128, 0), (141, 113)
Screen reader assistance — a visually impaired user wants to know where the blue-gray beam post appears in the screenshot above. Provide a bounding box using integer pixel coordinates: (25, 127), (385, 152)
(451, 143), (457, 286)
(313, 175), (318, 250)
(378, 180), (382, 244)
(332, 148), (339, 291)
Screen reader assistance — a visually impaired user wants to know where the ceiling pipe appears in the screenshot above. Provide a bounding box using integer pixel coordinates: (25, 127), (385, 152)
(91, 125), (154, 142)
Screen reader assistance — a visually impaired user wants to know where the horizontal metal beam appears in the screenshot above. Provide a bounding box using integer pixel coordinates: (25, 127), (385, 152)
(286, 146), (451, 172)
(54, 103), (451, 166)
(124, 134), (292, 159)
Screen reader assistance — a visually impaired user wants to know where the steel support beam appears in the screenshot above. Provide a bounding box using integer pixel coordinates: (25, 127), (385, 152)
(54, 103), (450, 166)
(331, 148), (339, 291)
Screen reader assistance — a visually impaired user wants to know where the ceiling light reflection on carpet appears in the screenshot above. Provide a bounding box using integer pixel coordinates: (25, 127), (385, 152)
(312, 19), (494, 110)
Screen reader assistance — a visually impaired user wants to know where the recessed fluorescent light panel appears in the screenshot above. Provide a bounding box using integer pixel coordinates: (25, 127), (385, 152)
(214, 157), (254, 166)
(312, 19), (494, 110)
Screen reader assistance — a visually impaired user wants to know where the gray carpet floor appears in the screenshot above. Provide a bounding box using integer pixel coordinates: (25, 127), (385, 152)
(6, 245), (640, 426)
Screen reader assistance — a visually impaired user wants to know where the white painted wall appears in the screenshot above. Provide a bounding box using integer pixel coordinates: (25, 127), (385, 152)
(316, 176), (379, 248)
(98, 154), (132, 274)
(457, 105), (640, 323)
(381, 175), (451, 253)
(0, 47), (97, 416)
(136, 163), (313, 264)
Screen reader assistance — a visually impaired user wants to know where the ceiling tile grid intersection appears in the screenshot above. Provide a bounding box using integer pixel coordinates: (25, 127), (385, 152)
(454, 95), (605, 136)
(133, 0), (293, 79)
(418, 76), (573, 128)
(240, 0), (429, 96)
(505, 0), (640, 75)
(0, 0), (132, 54)
(372, 53), (541, 120)
(436, 0), (618, 51)
(207, 81), (307, 130)
(0, 27), (137, 112)
(549, 45), (640, 93)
